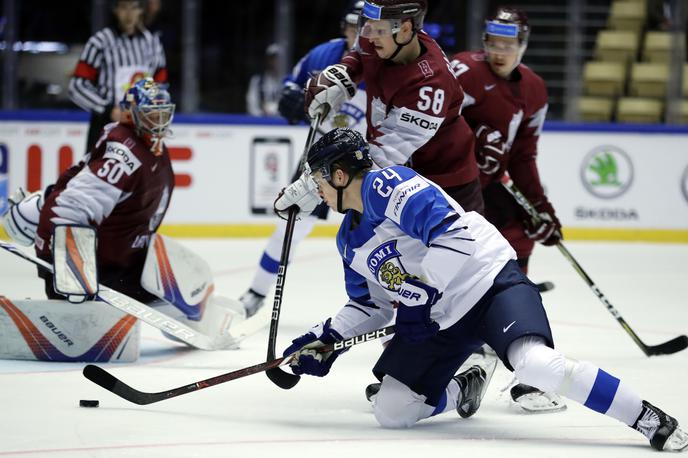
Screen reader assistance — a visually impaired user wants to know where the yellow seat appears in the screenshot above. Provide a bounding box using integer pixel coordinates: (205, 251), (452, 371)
(629, 62), (669, 98)
(642, 31), (674, 62)
(578, 96), (615, 122)
(616, 97), (663, 123)
(583, 61), (627, 96)
(680, 100), (688, 124)
(608, 1), (647, 33)
(595, 30), (639, 63)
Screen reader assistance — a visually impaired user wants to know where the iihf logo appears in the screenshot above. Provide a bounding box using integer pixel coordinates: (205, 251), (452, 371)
(366, 240), (408, 291)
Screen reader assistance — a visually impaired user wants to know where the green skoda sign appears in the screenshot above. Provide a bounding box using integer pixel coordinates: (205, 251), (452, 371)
(581, 145), (634, 199)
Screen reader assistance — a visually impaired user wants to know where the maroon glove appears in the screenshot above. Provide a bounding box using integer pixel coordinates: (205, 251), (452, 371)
(474, 124), (508, 175)
(523, 199), (562, 246)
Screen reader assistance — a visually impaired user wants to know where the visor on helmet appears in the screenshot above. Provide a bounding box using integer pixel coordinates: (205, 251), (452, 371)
(485, 21), (520, 39)
(358, 17), (400, 38)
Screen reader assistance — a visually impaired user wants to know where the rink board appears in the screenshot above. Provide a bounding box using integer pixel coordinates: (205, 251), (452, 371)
(0, 112), (686, 241)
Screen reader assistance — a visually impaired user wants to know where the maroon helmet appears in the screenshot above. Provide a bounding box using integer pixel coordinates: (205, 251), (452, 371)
(484, 6), (530, 44)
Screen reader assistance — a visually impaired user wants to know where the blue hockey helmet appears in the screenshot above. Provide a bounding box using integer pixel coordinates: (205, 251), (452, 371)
(120, 77), (175, 137)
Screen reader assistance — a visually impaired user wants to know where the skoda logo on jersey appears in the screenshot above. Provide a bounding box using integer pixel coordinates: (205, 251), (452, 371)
(367, 240), (408, 291)
(681, 165), (688, 204)
(580, 145), (634, 199)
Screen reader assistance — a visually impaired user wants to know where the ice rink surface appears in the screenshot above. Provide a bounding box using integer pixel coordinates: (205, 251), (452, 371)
(1, 237), (687, 457)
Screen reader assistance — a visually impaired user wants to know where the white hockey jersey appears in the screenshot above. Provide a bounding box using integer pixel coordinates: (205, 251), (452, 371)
(331, 166), (516, 338)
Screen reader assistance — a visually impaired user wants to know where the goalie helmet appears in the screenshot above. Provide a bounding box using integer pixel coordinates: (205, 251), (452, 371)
(307, 128), (372, 184)
(120, 77), (175, 138)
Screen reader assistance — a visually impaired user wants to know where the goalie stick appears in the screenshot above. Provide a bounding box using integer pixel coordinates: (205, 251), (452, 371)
(266, 113), (322, 390)
(83, 325), (395, 405)
(0, 240), (241, 350)
(500, 177), (688, 357)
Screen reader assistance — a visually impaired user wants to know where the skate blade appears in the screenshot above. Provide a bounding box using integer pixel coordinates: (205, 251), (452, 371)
(512, 391), (568, 414)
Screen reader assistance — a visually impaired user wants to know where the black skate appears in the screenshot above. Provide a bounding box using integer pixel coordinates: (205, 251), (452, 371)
(536, 281), (554, 293)
(509, 382), (567, 413)
(633, 400), (688, 451)
(365, 382), (381, 402)
(454, 365), (489, 419)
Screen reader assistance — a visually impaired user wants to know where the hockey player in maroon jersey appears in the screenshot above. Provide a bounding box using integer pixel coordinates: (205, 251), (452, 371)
(304, 0), (484, 214)
(450, 7), (561, 277)
(448, 7), (564, 413)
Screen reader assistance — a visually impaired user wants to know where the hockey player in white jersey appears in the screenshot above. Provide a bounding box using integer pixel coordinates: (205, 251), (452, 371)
(274, 128), (687, 452)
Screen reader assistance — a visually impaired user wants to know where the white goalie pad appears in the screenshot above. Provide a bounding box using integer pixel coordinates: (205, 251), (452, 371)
(52, 225), (98, 303)
(141, 234), (213, 320)
(0, 296), (140, 362)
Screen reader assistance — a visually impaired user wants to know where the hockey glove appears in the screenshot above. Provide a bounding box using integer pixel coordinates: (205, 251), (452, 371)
(523, 199), (562, 246)
(278, 81), (307, 125)
(283, 318), (345, 377)
(395, 277), (442, 343)
(474, 124), (508, 176)
(304, 64), (356, 120)
(273, 171), (322, 220)
(1, 187), (43, 246)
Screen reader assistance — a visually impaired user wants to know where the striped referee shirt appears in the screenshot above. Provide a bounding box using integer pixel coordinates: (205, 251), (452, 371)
(69, 26), (167, 114)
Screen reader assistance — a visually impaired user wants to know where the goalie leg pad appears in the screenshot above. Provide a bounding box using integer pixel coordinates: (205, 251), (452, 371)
(0, 296), (140, 362)
(52, 225), (98, 303)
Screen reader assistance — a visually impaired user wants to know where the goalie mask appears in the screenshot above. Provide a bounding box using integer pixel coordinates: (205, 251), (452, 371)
(306, 128), (373, 213)
(120, 77), (175, 153)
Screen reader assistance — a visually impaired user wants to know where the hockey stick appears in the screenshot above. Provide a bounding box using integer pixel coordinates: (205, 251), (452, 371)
(500, 177), (688, 357)
(266, 113), (322, 389)
(0, 240), (237, 350)
(83, 325), (395, 405)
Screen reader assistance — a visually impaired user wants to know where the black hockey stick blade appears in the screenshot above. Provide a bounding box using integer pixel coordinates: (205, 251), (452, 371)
(266, 366), (300, 389)
(645, 335), (688, 356)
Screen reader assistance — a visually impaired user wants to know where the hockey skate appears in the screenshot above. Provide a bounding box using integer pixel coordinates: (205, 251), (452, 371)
(455, 361), (496, 418)
(633, 400), (688, 452)
(508, 381), (567, 414)
(239, 288), (266, 318)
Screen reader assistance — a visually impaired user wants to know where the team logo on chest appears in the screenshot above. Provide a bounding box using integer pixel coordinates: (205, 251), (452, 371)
(366, 240), (409, 291)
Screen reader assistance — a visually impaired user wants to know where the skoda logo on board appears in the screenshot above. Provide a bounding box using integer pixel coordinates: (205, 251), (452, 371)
(580, 145), (634, 199)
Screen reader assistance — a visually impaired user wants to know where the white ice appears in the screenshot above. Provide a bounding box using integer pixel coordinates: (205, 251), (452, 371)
(0, 238), (687, 457)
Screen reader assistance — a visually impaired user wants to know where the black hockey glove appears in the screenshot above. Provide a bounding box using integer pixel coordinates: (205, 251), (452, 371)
(283, 318), (345, 377)
(278, 82), (307, 125)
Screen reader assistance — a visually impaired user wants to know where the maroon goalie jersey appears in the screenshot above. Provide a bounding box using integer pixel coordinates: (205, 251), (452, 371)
(342, 32), (478, 189)
(36, 123), (174, 271)
(451, 50), (548, 202)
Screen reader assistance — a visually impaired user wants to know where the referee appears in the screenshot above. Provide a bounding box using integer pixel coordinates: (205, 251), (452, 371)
(69, 0), (167, 155)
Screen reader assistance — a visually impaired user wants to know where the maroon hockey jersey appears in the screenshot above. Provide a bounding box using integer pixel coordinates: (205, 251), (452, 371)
(36, 123), (174, 271)
(451, 50), (548, 203)
(342, 32), (478, 189)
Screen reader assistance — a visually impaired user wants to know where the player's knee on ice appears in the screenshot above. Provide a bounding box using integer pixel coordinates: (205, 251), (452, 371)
(508, 335), (568, 394)
(373, 375), (434, 428)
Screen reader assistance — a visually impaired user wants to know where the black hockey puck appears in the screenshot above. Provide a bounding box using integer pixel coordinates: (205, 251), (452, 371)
(79, 399), (99, 408)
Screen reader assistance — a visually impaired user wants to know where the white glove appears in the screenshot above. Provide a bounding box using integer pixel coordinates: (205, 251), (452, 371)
(305, 64), (356, 119)
(1, 188), (43, 246)
(273, 171), (322, 220)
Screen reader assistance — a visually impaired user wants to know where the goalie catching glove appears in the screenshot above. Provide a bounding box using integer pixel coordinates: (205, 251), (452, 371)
(273, 170), (322, 220)
(283, 318), (346, 377)
(304, 64), (356, 119)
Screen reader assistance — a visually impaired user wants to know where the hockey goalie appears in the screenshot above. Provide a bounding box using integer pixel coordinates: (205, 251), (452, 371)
(0, 78), (248, 363)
